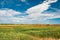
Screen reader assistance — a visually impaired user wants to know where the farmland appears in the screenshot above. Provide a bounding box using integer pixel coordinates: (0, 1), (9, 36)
(0, 24), (60, 40)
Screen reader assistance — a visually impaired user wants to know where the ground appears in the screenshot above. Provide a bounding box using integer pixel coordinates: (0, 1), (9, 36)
(0, 24), (60, 40)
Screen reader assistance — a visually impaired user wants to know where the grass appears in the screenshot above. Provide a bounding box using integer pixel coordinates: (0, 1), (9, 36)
(0, 24), (60, 40)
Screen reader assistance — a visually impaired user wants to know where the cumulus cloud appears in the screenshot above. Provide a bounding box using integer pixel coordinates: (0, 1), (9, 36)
(0, 0), (59, 24)
(0, 8), (60, 24)
(26, 2), (50, 14)
(26, 0), (58, 14)
(25, 0), (58, 20)
(0, 8), (21, 16)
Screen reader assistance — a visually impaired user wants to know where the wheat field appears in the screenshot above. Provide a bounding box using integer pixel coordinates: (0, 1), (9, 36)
(0, 24), (60, 40)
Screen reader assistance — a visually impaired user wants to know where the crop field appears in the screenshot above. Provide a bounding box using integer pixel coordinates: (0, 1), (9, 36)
(0, 24), (60, 40)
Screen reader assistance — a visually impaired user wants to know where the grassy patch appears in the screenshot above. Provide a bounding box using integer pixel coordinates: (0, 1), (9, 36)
(0, 24), (60, 40)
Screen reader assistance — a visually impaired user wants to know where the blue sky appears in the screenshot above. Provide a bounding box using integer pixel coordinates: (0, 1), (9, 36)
(0, 0), (60, 24)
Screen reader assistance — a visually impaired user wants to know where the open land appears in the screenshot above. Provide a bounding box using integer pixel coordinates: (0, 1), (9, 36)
(0, 24), (60, 40)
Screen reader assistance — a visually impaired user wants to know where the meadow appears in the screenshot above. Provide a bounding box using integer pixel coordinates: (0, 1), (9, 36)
(0, 24), (60, 40)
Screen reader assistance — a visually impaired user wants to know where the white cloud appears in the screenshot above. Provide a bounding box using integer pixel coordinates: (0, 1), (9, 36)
(45, 0), (58, 3)
(20, 0), (26, 2)
(26, 0), (58, 14)
(25, 0), (58, 20)
(0, 0), (60, 24)
(0, 8), (60, 24)
(48, 15), (60, 19)
(20, 0), (30, 5)
(0, 8), (21, 16)
(26, 2), (50, 14)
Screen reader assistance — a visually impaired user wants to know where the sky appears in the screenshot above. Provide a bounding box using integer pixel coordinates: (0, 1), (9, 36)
(0, 0), (60, 24)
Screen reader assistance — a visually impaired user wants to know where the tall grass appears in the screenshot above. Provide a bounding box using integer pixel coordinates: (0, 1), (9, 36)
(0, 24), (60, 40)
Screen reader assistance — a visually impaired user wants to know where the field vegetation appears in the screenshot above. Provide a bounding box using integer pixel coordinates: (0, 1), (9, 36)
(0, 24), (60, 40)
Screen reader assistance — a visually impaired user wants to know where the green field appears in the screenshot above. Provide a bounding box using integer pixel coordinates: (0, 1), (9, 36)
(0, 24), (60, 40)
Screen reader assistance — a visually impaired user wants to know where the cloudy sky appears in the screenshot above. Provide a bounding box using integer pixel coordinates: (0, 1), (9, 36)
(0, 0), (60, 24)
